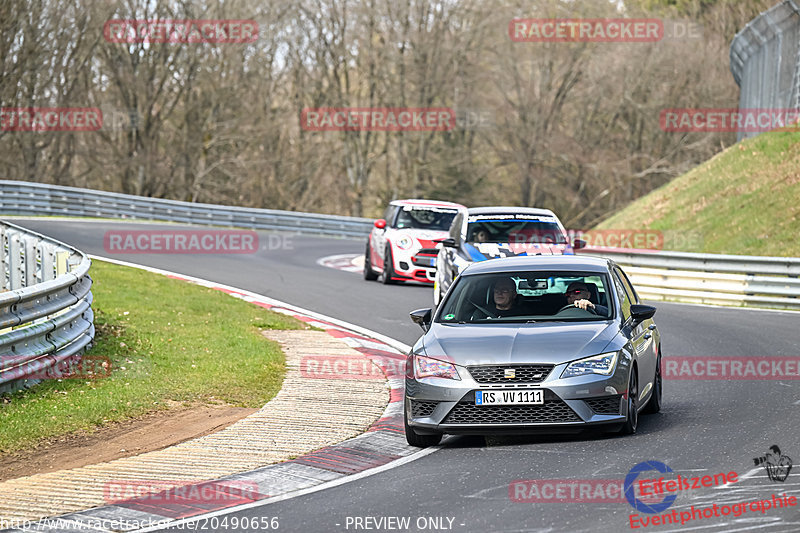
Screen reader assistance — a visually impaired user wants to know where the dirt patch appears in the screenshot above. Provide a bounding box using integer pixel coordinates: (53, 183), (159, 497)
(0, 404), (256, 482)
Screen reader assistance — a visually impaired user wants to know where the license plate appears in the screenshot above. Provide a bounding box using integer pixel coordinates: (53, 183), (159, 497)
(415, 257), (435, 267)
(475, 390), (544, 405)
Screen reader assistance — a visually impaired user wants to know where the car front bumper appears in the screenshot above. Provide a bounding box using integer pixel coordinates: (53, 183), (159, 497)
(405, 358), (631, 435)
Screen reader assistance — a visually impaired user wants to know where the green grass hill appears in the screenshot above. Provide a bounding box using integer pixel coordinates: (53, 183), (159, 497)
(597, 132), (800, 257)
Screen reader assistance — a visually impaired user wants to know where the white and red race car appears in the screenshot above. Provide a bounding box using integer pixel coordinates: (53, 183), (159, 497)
(364, 199), (465, 284)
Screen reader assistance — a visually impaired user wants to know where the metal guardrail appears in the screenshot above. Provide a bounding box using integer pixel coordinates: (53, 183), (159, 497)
(0, 180), (374, 238)
(0, 220), (94, 395)
(581, 248), (800, 310)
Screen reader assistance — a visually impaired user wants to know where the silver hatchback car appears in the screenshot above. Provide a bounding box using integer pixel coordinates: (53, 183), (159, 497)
(405, 255), (661, 447)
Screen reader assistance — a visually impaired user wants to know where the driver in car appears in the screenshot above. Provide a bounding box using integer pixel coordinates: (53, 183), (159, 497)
(471, 277), (521, 319)
(565, 281), (608, 315)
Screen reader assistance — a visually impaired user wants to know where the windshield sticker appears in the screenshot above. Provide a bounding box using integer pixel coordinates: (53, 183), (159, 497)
(468, 215), (557, 222)
(404, 206), (460, 214)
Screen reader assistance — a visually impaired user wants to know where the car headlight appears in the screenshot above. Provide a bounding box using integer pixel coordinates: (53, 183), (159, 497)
(414, 355), (461, 380)
(396, 235), (414, 250)
(561, 351), (619, 378)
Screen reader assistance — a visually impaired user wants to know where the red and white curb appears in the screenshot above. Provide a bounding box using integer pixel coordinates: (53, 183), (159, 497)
(3, 256), (436, 533)
(317, 253), (363, 273)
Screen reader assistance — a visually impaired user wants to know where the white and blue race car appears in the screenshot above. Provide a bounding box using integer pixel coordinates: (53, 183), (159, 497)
(434, 206), (585, 305)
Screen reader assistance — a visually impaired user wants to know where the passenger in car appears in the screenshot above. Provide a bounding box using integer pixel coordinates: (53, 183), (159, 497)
(473, 229), (490, 243)
(470, 277), (522, 319)
(565, 281), (609, 315)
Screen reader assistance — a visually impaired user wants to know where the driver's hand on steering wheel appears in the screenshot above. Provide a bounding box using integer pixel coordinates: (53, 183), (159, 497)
(573, 298), (595, 310)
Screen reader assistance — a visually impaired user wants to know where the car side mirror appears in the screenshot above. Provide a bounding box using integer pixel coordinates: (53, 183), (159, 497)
(630, 304), (656, 324)
(374, 219), (387, 229)
(573, 238), (587, 250)
(410, 308), (433, 332)
(441, 238), (457, 248)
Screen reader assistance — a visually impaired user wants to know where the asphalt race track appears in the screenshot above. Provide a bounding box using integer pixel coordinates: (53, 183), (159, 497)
(11, 219), (800, 533)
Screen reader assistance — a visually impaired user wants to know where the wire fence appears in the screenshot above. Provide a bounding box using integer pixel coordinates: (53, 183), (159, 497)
(730, 0), (800, 141)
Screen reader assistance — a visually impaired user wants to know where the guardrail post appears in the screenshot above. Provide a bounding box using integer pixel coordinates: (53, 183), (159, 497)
(38, 242), (48, 281)
(8, 232), (22, 290)
(24, 238), (38, 287)
(56, 251), (69, 277)
(0, 225), (6, 291)
(41, 245), (55, 282)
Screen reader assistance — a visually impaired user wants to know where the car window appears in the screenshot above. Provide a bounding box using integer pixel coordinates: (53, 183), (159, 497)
(436, 270), (612, 323)
(382, 205), (397, 225)
(449, 212), (463, 241)
(394, 206), (458, 230)
(612, 269), (633, 322)
(466, 216), (567, 244)
(616, 266), (640, 304)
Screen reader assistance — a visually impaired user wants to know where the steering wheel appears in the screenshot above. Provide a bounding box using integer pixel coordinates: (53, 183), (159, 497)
(469, 299), (497, 318)
(557, 303), (598, 315)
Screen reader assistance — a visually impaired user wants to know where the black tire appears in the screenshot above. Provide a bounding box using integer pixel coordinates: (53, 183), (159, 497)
(404, 407), (442, 447)
(381, 246), (395, 285)
(643, 348), (662, 414)
(363, 242), (378, 281)
(620, 368), (639, 435)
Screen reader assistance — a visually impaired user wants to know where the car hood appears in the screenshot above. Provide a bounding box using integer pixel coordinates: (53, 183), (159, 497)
(393, 229), (449, 249)
(463, 242), (571, 262)
(422, 321), (618, 366)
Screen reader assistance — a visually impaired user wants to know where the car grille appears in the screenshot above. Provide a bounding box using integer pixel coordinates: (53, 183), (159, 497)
(443, 399), (579, 424)
(467, 364), (554, 384)
(585, 395), (622, 415)
(411, 249), (438, 268)
(410, 400), (438, 417)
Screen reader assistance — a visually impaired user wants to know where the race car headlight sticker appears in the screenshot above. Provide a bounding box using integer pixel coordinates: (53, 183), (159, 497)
(397, 235), (414, 250)
(561, 351), (619, 378)
(415, 355), (461, 380)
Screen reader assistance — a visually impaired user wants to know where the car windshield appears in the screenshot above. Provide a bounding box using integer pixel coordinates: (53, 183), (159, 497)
(436, 271), (612, 323)
(394, 206), (458, 231)
(466, 216), (567, 244)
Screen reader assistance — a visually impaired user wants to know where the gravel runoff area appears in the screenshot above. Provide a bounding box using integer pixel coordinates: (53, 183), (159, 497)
(0, 329), (390, 524)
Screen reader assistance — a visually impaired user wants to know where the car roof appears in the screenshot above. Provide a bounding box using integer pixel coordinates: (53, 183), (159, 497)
(463, 255), (611, 275)
(466, 206), (557, 217)
(390, 199), (465, 209)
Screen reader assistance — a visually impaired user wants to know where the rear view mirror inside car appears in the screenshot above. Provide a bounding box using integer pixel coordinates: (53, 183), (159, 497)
(520, 278), (548, 290)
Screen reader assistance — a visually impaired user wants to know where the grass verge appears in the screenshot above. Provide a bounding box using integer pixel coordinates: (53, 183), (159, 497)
(0, 259), (307, 454)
